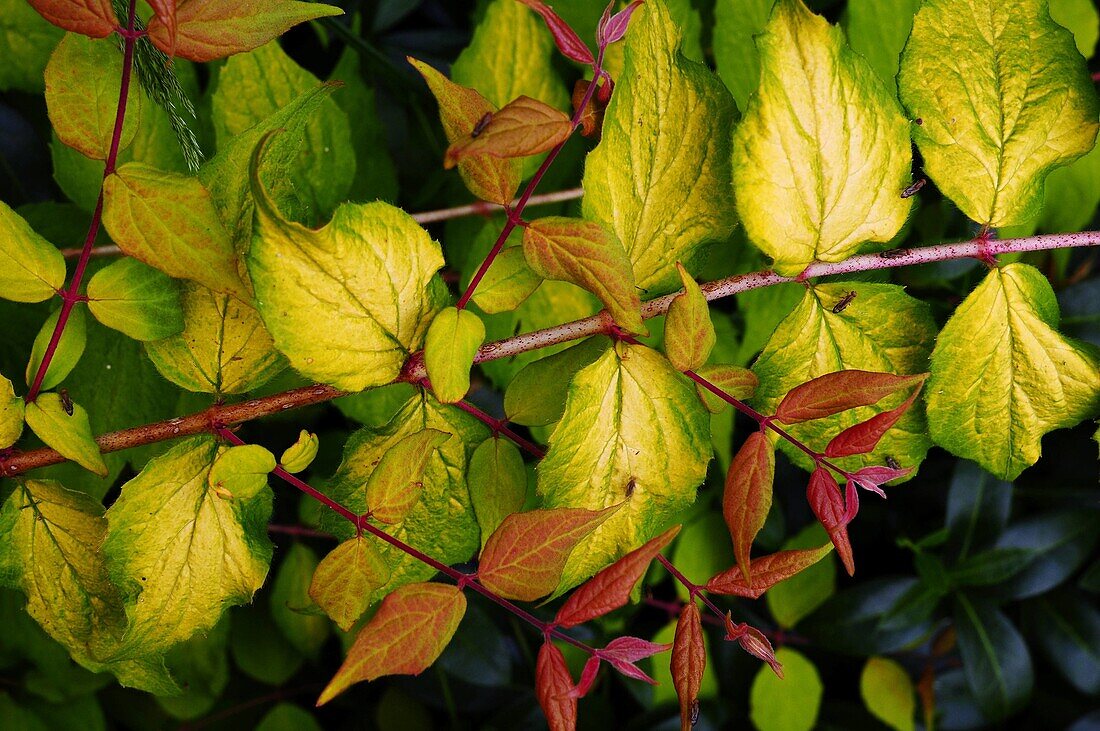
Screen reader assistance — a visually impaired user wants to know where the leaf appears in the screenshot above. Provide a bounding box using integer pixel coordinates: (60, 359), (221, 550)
(1050, 0), (1099, 59)
(270, 543), (328, 658)
(554, 525), (680, 628)
(712, 0), (774, 111)
(599, 0), (645, 47)
(470, 246), (542, 315)
(949, 548), (1036, 587)
(807, 467), (853, 576)
(207, 444), (275, 501)
(927, 264), (1100, 480)
(0, 374), (23, 449)
(776, 371), (926, 425)
(144, 283), (286, 395)
(86, 258), (184, 341)
(477, 506), (617, 602)
(537, 341), (711, 592)
(945, 461), (1014, 558)
(0, 201), (66, 303)
(409, 58), (520, 206)
(25, 305), (86, 392)
(860, 657), (916, 731)
(765, 524), (836, 629)
(45, 34), (141, 160)
(424, 308), (485, 404)
(693, 364), (758, 413)
(536, 640), (577, 731)
(26, 0), (117, 38)
(518, 0), (594, 64)
(748, 647), (822, 731)
(309, 537), (391, 632)
(25, 392), (106, 476)
(503, 336), (607, 427)
(601, 636), (668, 684)
(732, 0), (912, 276)
(366, 429), (451, 524)
(843, 0), (920, 86)
(825, 388), (922, 458)
(0, 1), (64, 94)
(993, 511), (1099, 600)
(249, 144), (446, 393)
(102, 164), (250, 300)
(899, 0), (1100, 227)
(1024, 592), (1100, 696)
(582, 0), (737, 293)
(707, 543), (834, 598)
(146, 0), (342, 63)
(953, 594), (1034, 722)
(446, 96), (572, 165)
(317, 582), (466, 705)
(145, 0), (177, 55)
(665, 264), (715, 372)
(672, 603), (705, 731)
(280, 430), (318, 474)
(468, 438), (528, 550)
(256, 703), (322, 731)
(103, 436), (273, 658)
(522, 217), (645, 334)
(723, 431), (775, 584)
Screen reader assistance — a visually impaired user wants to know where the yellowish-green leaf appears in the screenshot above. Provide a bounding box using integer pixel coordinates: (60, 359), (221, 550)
(207, 444), (275, 501)
(713, 0), (775, 111)
(280, 430), (319, 474)
(749, 647), (823, 731)
(366, 429), (452, 524)
(0, 0), (63, 94)
(44, 33), (141, 160)
(144, 283), (286, 395)
(860, 657), (916, 731)
(445, 95), (572, 166)
(0, 201), (65, 303)
(1050, 0), (1099, 59)
(898, 0), (1100, 227)
(926, 263), (1100, 480)
(25, 392), (107, 476)
(470, 246), (542, 315)
(583, 1), (737, 293)
(270, 543), (328, 658)
(0, 374), (23, 448)
(522, 217), (645, 335)
(752, 283), (935, 475)
(693, 363), (758, 413)
(537, 341), (711, 592)
(503, 336), (608, 427)
(665, 263), (714, 372)
(102, 164), (250, 300)
(733, 0), (913, 276)
(468, 437), (527, 549)
(310, 537), (391, 632)
(424, 308), (485, 404)
(25, 306), (86, 392)
(844, 0), (920, 86)
(86, 257), (185, 341)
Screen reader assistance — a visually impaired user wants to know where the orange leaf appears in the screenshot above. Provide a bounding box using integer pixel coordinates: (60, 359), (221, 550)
(145, 0), (177, 55)
(774, 370), (928, 424)
(478, 506), (619, 601)
(27, 0), (118, 38)
(317, 582), (466, 705)
(571, 79), (608, 138)
(446, 96), (573, 167)
(807, 467), (854, 575)
(722, 432), (774, 586)
(672, 603), (706, 731)
(824, 388), (923, 457)
(537, 640), (577, 731)
(705, 544), (834, 598)
(725, 616), (783, 678)
(554, 525), (680, 628)
(365, 429), (451, 524)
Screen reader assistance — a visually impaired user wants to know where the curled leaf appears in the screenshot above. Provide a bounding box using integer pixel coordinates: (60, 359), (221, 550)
(672, 602), (706, 731)
(279, 430), (319, 474)
(725, 615), (783, 678)
(599, 0), (645, 47)
(665, 263), (715, 372)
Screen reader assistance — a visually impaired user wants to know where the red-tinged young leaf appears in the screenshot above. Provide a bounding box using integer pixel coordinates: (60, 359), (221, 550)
(554, 525), (680, 628)
(603, 636), (672, 663)
(807, 467), (854, 576)
(672, 603), (706, 731)
(517, 0), (595, 65)
(317, 582), (466, 705)
(27, 0), (117, 38)
(567, 656), (601, 699)
(599, 0), (645, 47)
(725, 617), (783, 678)
(843, 478), (860, 525)
(537, 640), (577, 731)
(665, 263), (716, 372)
(774, 370), (928, 424)
(693, 364), (758, 413)
(851, 464), (912, 495)
(446, 96), (573, 166)
(365, 429), (451, 524)
(824, 388), (923, 458)
(723, 431), (774, 586)
(478, 506), (619, 601)
(706, 544), (834, 598)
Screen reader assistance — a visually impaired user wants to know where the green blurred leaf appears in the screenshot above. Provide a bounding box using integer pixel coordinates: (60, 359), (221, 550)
(749, 647), (823, 731)
(270, 543), (329, 658)
(953, 594), (1033, 722)
(765, 523), (836, 629)
(860, 657), (916, 731)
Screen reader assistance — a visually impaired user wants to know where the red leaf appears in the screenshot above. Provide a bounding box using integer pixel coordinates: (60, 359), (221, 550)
(851, 464), (912, 493)
(566, 656), (601, 699)
(807, 467), (854, 576)
(598, 0), (645, 47)
(722, 432), (774, 586)
(824, 388), (923, 457)
(537, 641), (577, 731)
(478, 506), (619, 601)
(602, 636), (671, 663)
(517, 0), (595, 64)
(28, 0), (118, 38)
(843, 478), (860, 525)
(672, 603), (706, 731)
(554, 525), (680, 628)
(317, 582), (466, 705)
(705, 544), (834, 598)
(725, 616), (783, 678)
(774, 370), (928, 424)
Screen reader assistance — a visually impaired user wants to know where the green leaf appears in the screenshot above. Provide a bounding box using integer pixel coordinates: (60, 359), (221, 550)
(749, 647), (823, 731)
(228, 604), (302, 686)
(953, 594), (1034, 722)
(249, 149), (446, 393)
(1024, 592), (1100, 696)
(503, 336), (607, 427)
(310, 537), (391, 632)
(468, 438), (528, 549)
(860, 657), (916, 731)
(753, 282), (935, 474)
(898, 0), (1100, 226)
(665, 263), (715, 372)
(144, 283), (286, 395)
(470, 246), (542, 315)
(256, 703), (323, 731)
(103, 436), (273, 659)
(765, 524), (836, 629)
(583, 0), (737, 293)
(212, 41), (354, 224)
(927, 264), (1100, 480)
(0, 695), (47, 731)
(713, 0), (775, 112)
(207, 445), (275, 502)
(270, 543), (329, 659)
(843, 0), (920, 86)
(102, 164), (250, 300)
(537, 341), (711, 592)
(156, 618), (230, 720)
(671, 513), (735, 602)
(366, 429), (452, 524)
(86, 258), (184, 342)
(1050, 0), (1099, 59)
(424, 307), (486, 404)
(44, 33), (141, 160)
(0, 201), (66, 303)
(0, 0), (62, 93)
(25, 393), (106, 476)
(0, 373), (24, 449)
(279, 430), (319, 474)
(328, 48), (398, 203)
(732, 0), (913, 276)
(25, 306), (86, 392)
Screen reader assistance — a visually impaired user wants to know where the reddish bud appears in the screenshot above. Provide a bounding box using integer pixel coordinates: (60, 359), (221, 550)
(518, 0), (595, 65)
(601, 636), (670, 685)
(598, 0), (645, 47)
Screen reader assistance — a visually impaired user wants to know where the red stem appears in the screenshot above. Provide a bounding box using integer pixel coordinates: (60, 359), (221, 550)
(655, 554), (728, 621)
(452, 399), (546, 458)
